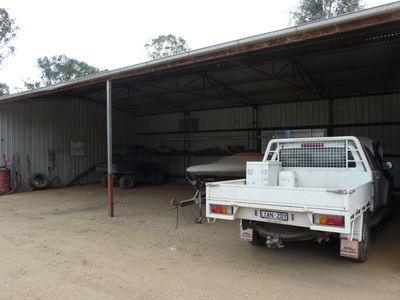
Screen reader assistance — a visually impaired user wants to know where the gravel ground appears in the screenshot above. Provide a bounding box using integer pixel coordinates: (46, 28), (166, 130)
(0, 183), (399, 299)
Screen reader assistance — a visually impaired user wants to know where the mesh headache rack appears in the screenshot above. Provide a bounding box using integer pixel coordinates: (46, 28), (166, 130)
(264, 137), (367, 170)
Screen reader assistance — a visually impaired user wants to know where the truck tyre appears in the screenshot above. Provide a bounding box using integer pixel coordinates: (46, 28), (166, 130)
(119, 175), (136, 189)
(250, 230), (266, 246)
(31, 173), (49, 190)
(357, 215), (370, 263)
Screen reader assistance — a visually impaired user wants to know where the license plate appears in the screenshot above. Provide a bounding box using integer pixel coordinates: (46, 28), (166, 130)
(260, 210), (288, 221)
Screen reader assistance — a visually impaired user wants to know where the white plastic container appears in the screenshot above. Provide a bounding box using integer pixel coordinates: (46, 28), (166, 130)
(279, 171), (298, 187)
(246, 161), (281, 187)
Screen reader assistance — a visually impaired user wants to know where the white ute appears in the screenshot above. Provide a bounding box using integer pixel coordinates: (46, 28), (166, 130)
(206, 136), (393, 262)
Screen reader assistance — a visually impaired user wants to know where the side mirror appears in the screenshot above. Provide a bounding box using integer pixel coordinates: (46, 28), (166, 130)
(383, 161), (393, 171)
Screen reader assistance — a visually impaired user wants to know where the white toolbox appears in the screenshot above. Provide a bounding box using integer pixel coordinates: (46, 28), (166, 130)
(246, 161), (281, 187)
(279, 170), (298, 187)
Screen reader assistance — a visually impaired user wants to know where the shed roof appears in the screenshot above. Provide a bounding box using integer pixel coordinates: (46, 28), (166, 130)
(1, 2), (400, 116)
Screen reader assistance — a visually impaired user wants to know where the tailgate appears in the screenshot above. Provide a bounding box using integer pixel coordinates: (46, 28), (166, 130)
(206, 180), (371, 235)
(207, 179), (348, 212)
(206, 180), (348, 232)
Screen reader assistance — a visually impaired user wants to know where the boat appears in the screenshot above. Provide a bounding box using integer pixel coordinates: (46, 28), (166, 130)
(186, 152), (263, 178)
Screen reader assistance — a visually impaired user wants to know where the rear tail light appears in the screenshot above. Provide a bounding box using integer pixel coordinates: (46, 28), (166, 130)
(210, 205), (234, 215)
(313, 214), (344, 227)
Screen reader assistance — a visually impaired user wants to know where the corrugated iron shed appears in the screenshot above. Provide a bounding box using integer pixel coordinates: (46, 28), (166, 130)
(1, 2), (400, 116)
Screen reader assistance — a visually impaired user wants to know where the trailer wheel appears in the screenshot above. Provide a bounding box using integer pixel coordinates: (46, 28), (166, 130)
(357, 215), (370, 263)
(250, 230), (266, 246)
(119, 175), (136, 189)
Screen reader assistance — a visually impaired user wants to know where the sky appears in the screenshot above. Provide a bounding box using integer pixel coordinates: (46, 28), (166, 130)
(0, 0), (395, 93)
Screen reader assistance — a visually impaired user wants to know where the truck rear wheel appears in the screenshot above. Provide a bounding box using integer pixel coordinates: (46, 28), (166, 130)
(356, 215), (370, 263)
(250, 230), (266, 246)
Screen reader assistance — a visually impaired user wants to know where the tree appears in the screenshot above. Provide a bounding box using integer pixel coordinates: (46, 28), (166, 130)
(0, 8), (19, 68)
(24, 55), (101, 89)
(0, 82), (9, 96)
(144, 34), (190, 60)
(23, 81), (41, 90)
(290, 0), (365, 25)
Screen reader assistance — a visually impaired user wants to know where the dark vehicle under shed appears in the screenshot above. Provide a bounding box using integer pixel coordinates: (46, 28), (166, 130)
(96, 145), (164, 189)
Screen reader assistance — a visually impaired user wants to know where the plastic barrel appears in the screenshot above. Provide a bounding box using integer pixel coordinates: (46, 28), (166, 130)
(0, 168), (11, 193)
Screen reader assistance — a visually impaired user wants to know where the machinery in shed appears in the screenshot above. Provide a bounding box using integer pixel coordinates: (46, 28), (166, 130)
(96, 145), (164, 189)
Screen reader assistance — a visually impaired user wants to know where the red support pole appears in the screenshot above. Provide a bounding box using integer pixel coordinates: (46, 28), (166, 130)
(108, 175), (114, 217)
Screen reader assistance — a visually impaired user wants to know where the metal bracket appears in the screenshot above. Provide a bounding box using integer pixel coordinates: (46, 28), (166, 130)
(326, 189), (356, 194)
(266, 234), (284, 249)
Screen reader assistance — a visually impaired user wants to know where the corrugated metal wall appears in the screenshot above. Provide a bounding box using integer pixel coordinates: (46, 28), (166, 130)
(133, 100), (333, 176)
(0, 98), (134, 189)
(332, 94), (400, 188)
(258, 100), (329, 127)
(133, 95), (400, 187)
(133, 107), (256, 176)
(0, 94), (399, 189)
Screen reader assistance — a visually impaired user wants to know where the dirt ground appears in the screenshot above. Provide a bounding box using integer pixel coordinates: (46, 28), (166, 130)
(0, 183), (400, 300)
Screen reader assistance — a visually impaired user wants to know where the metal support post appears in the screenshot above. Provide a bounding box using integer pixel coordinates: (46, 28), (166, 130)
(106, 80), (114, 217)
(185, 112), (191, 168)
(252, 105), (259, 151)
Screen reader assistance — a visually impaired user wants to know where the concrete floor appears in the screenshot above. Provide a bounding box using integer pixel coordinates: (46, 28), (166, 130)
(0, 183), (399, 299)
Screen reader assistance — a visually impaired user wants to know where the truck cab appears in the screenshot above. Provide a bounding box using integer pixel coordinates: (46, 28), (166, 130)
(358, 137), (393, 211)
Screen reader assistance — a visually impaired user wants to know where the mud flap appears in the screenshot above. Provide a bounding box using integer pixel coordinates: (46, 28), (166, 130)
(340, 238), (360, 259)
(340, 213), (363, 259)
(240, 220), (253, 241)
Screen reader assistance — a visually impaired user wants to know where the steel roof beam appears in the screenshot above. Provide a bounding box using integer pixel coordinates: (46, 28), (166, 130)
(141, 81), (242, 105)
(128, 87), (400, 117)
(134, 56), (400, 97)
(177, 74), (203, 90)
(205, 76), (228, 99)
(203, 74), (253, 105)
(229, 60), (322, 98)
(131, 87), (186, 113)
(292, 58), (332, 100)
